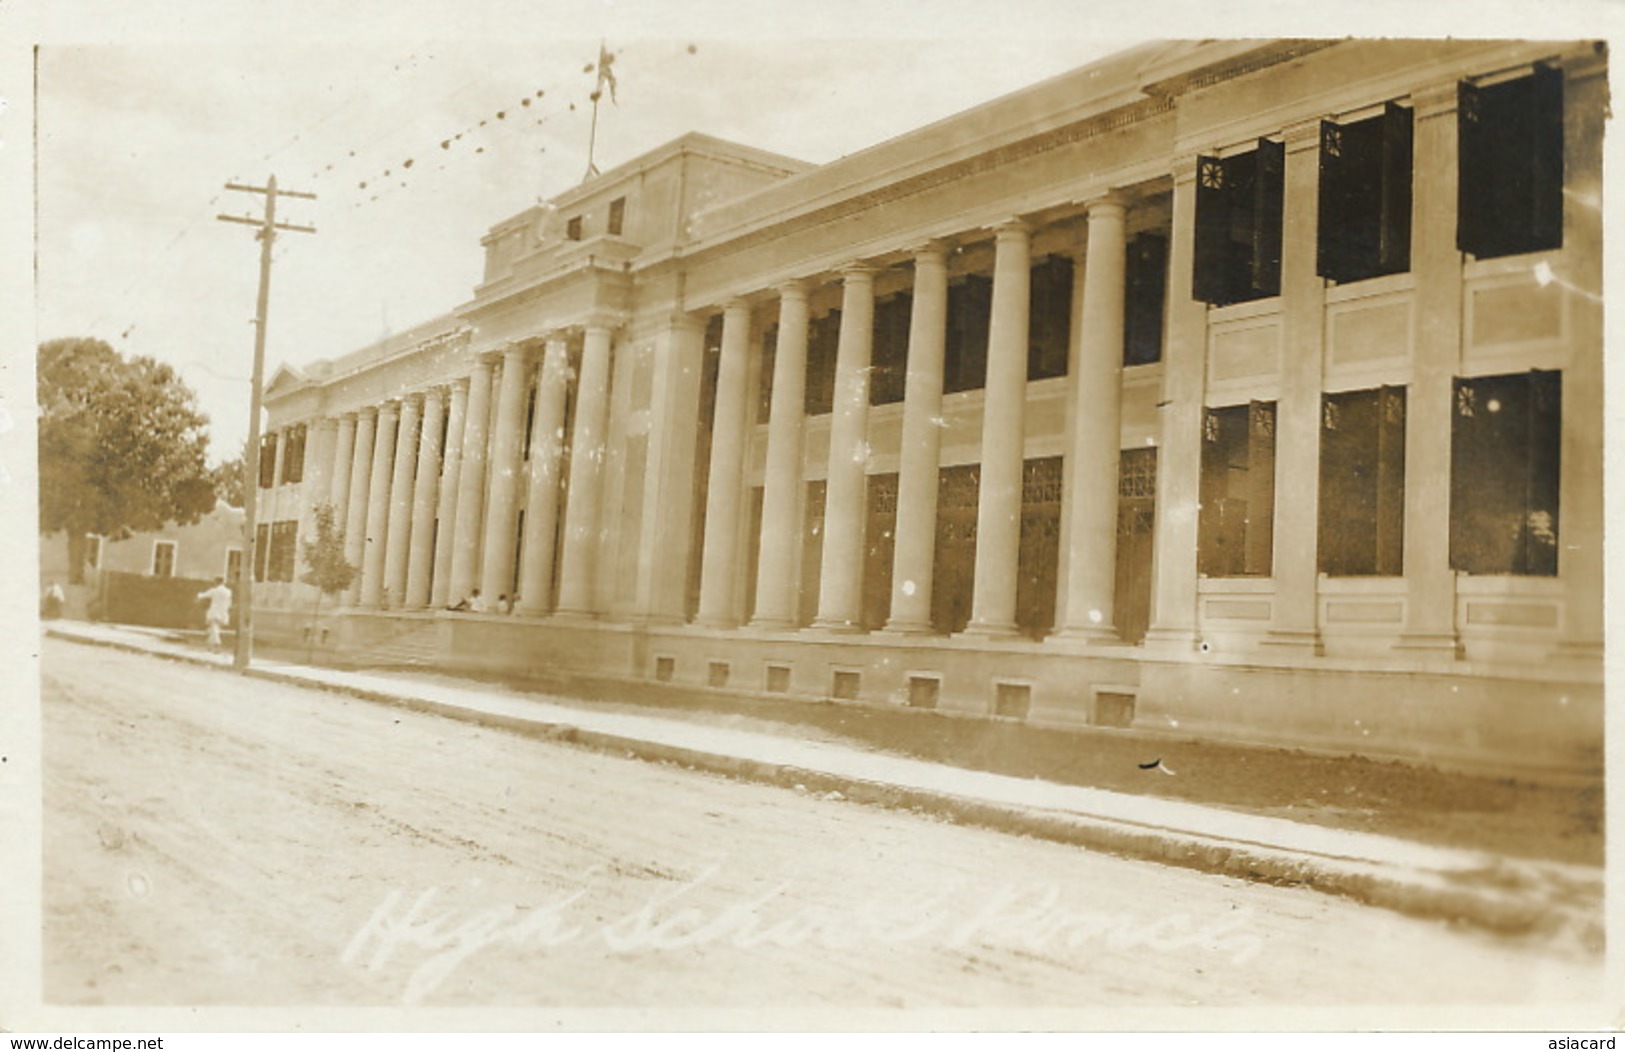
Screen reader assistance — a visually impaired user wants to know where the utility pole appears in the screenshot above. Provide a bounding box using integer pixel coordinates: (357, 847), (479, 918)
(218, 175), (316, 672)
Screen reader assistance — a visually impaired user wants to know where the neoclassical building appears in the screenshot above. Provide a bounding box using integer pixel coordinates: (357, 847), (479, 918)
(257, 39), (1605, 772)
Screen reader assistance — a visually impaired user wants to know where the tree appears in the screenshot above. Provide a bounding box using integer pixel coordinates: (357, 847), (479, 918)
(209, 448), (247, 509)
(38, 338), (217, 581)
(299, 501), (358, 658)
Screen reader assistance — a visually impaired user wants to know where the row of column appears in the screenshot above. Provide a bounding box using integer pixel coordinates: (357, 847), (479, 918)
(693, 198), (1132, 641)
(296, 325), (616, 616)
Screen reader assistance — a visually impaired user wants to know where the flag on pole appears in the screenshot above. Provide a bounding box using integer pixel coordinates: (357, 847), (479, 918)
(594, 43), (618, 105)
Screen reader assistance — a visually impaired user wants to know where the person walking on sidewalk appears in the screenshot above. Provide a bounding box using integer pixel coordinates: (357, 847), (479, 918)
(197, 578), (233, 652)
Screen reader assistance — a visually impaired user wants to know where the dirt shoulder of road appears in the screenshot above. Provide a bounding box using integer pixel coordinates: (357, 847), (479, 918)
(244, 642), (1605, 870)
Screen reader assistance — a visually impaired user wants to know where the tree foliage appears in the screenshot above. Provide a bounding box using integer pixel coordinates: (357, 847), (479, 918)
(300, 501), (358, 598)
(38, 338), (217, 542)
(209, 450), (247, 509)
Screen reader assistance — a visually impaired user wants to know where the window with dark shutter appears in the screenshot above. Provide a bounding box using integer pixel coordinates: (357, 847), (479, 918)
(1318, 386), (1406, 576)
(1449, 371), (1561, 575)
(282, 424), (307, 484)
(1318, 103), (1414, 284)
(1197, 401), (1276, 577)
(254, 523), (270, 582)
(1124, 232), (1168, 366)
(1192, 140), (1285, 307)
(1458, 64), (1564, 260)
(1027, 255), (1072, 381)
(943, 274), (992, 394)
(607, 196), (627, 237)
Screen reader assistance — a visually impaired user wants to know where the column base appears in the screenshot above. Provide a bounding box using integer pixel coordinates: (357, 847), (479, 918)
(693, 615), (743, 631)
(958, 620), (1021, 641)
(748, 617), (799, 633)
(549, 609), (601, 624)
(1262, 629), (1322, 654)
(1048, 623), (1123, 646)
(1141, 626), (1199, 654)
(880, 619), (937, 637)
(1392, 630), (1462, 657)
(809, 617), (864, 634)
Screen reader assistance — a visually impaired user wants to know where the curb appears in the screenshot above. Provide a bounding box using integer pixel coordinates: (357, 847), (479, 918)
(46, 627), (1603, 948)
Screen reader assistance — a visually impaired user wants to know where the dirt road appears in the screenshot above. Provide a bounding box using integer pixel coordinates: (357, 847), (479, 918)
(40, 637), (1600, 1010)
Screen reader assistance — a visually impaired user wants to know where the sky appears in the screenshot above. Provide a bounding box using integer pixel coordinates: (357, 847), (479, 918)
(17, 0), (1623, 465)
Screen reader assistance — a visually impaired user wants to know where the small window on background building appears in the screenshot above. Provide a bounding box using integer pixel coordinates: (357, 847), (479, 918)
(1458, 64), (1564, 260)
(1317, 102), (1414, 285)
(1198, 401), (1276, 577)
(1450, 371), (1561, 576)
(1124, 231), (1168, 366)
(607, 197), (627, 236)
(152, 540), (176, 579)
(1319, 386), (1407, 576)
(1192, 139), (1285, 307)
(565, 215), (584, 241)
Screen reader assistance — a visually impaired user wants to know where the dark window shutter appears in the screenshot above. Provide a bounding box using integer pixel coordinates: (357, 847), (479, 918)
(1378, 102), (1414, 274)
(1317, 120), (1346, 282)
(1250, 138), (1284, 298)
(1123, 232), (1168, 366)
(1456, 80), (1489, 256)
(1192, 155), (1231, 306)
(1524, 369), (1562, 576)
(1244, 399), (1276, 576)
(1529, 63), (1565, 251)
(1374, 385), (1407, 575)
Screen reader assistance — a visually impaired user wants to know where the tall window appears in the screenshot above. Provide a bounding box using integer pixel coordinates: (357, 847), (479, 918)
(258, 435), (278, 488)
(1027, 255), (1072, 381)
(1318, 102), (1413, 284)
(152, 540), (177, 579)
(803, 311), (841, 416)
(1450, 371), (1561, 576)
(1193, 139), (1285, 307)
(943, 274), (992, 393)
(1198, 401), (1275, 577)
(1124, 232), (1168, 366)
(565, 215), (583, 241)
(869, 294), (912, 406)
(1458, 64), (1564, 260)
(1319, 387), (1406, 576)
(607, 196), (627, 237)
(281, 424), (307, 484)
(254, 523), (271, 582)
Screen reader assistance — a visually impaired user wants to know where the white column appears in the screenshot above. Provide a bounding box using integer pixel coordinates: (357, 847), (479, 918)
(359, 401), (399, 608)
(885, 242), (950, 633)
(297, 417), (338, 578)
(381, 393), (421, 607)
(1263, 121), (1326, 652)
(555, 322), (615, 617)
(1145, 158), (1206, 651)
(448, 358), (493, 605)
(1056, 195), (1128, 641)
(749, 280), (812, 629)
(965, 220), (1031, 636)
(429, 378), (469, 608)
(696, 300), (755, 627)
(634, 313), (708, 622)
(404, 388), (444, 609)
(480, 342), (533, 602)
(1395, 82), (1463, 655)
(813, 265), (877, 631)
(341, 407), (377, 605)
(516, 335), (571, 615)
(328, 413), (357, 529)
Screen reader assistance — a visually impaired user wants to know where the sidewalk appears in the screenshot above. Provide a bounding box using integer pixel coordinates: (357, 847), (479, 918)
(43, 619), (1605, 949)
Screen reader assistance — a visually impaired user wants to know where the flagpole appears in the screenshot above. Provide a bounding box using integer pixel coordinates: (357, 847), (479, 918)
(584, 92), (601, 181)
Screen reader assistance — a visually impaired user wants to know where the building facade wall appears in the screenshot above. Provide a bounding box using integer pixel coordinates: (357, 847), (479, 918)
(258, 39), (1606, 773)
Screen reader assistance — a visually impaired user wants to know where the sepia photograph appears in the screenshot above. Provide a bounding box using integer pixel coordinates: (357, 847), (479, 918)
(3, 0), (1620, 1039)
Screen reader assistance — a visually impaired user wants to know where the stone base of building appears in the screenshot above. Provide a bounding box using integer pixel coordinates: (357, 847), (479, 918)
(248, 606), (1603, 778)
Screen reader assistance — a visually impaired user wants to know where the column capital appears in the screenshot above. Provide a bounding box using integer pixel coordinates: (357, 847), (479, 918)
(1170, 154), (1202, 186)
(991, 217), (1031, 240)
(377, 399), (401, 420)
(1410, 80), (1460, 121)
(1083, 190), (1131, 218)
(356, 404), (379, 420)
(909, 238), (954, 264)
(721, 296), (753, 317)
(775, 277), (811, 300)
(837, 262), (879, 281)
(1282, 119), (1322, 153)
(581, 310), (624, 333)
(669, 310), (708, 336)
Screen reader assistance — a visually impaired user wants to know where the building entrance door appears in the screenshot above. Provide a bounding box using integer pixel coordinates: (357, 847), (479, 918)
(1114, 447), (1157, 644)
